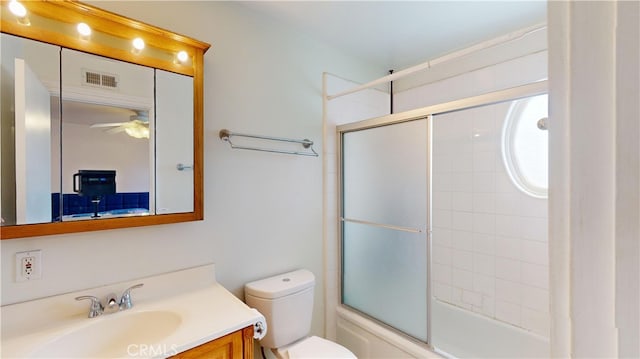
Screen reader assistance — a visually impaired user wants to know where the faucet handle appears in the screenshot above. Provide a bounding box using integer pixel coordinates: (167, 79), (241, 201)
(75, 295), (104, 318)
(119, 283), (144, 310)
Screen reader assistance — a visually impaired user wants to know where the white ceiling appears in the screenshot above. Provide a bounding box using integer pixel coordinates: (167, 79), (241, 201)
(240, 1), (546, 70)
(52, 99), (138, 125)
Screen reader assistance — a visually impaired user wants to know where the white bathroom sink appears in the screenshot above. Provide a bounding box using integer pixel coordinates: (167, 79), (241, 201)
(2, 265), (266, 359)
(28, 310), (182, 358)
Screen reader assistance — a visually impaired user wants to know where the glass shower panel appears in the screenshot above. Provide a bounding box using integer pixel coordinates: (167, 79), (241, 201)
(342, 119), (428, 229)
(343, 221), (428, 341)
(341, 118), (428, 342)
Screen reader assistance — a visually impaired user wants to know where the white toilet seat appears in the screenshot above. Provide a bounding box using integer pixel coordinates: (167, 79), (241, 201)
(277, 336), (357, 359)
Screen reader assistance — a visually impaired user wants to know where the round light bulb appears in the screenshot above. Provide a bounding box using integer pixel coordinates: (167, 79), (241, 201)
(176, 51), (189, 63)
(8, 1), (27, 18)
(125, 126), (149, 139)
(77, 23), (91, 37)
(132, 37), (145, 51)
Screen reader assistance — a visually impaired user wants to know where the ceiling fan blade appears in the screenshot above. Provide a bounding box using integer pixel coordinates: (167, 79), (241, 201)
(106, 126), (127, 134)
(91, 122), (126, 128)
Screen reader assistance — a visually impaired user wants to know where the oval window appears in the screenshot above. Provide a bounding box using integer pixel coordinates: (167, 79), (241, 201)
(502, 94), (548, 198)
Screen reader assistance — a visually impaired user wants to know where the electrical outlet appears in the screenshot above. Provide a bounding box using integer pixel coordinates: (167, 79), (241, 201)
(22, 256), (34, 276)
(15, 250), (42, 282)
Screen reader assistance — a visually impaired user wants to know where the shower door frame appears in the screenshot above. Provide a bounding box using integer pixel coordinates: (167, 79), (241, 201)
(336, 80), (548, 350)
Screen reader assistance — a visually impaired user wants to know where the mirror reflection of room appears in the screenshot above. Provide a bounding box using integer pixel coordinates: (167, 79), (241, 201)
(57, 101), (151, 222)
(59, 48), (154, 222)
(1, 34), (157, 226)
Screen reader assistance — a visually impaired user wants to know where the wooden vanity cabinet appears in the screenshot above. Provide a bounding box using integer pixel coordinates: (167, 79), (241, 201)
(171, 326), (254, 359)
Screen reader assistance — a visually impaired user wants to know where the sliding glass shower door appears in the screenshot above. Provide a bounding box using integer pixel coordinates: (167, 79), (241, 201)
(340, 118), (429, 342)
(337, 82), (548, 356)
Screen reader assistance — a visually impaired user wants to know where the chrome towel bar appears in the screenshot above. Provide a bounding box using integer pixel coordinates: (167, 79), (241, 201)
(219, 129), (318, 157)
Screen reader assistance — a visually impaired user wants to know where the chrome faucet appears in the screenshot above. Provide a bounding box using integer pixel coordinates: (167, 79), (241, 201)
(105, 292), (119, 313)
(75, 283), (144, 318)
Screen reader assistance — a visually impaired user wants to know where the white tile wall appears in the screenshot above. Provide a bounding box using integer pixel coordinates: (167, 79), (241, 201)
(495, 300), (521, 326)
(474, 273), (495, 296)
(394, 51), (548, 113)
(430, 87), (549, 336)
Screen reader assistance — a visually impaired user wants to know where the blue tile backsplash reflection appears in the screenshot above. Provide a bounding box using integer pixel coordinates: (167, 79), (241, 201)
(51, 192), (149, 221)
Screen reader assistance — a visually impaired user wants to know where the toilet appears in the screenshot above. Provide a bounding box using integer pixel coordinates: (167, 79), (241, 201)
(245, 269), (357, 359)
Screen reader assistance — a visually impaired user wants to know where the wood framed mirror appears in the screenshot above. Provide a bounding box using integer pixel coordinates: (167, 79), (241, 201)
(0, 1), (210, 239)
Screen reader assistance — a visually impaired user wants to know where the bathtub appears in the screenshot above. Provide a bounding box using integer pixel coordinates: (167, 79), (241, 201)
(335, 301), (549, 358)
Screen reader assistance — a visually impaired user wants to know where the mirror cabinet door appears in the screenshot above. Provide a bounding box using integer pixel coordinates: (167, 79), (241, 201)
(155, 70), (194, 214)
(60, 49), (154, 221)
(1, 33), (60, 226)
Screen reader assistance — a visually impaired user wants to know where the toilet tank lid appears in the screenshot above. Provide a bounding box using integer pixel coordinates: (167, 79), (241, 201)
(245, 269), (315, 299)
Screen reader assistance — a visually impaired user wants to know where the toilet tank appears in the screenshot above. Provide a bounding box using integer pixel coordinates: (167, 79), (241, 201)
(245, 269), (315, 349)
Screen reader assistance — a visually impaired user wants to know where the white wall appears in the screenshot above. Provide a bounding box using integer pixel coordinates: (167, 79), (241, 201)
(394, 50), (547, 112)
(14, 59), (52, 225)
(0, 1), (385, 345)
(548, 1), (639, 357)
(393, 25), (547, 95)
(614, 3), (639, 356)
(61, 48), (155, 104)
(1, 34), (59, 225)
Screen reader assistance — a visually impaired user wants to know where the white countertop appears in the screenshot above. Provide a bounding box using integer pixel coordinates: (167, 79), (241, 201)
(1, 264), (265, 358)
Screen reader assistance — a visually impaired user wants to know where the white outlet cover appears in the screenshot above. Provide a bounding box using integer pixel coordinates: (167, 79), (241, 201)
(15, 250), (42, 282)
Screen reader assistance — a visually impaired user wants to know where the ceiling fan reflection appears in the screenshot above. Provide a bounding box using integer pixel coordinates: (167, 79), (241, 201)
(90, 111), (149, 139)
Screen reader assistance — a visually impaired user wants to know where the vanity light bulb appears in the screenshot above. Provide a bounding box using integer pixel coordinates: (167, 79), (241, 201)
(177, 51), (189, 63)
(77, 23), (91, 37)
(8, 0), (27, 18)
(132, 37), (145, 51)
